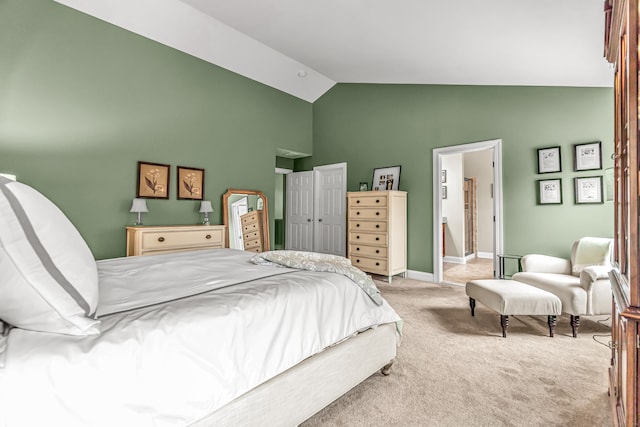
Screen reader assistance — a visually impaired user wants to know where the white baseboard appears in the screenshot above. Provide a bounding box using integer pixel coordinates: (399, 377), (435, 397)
(405, 270), (434, 283)
(443, 256), (465, 264)
(477, 251), (493, 259)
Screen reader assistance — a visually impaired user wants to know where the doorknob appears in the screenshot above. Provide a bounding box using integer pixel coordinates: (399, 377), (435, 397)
(307, 219), (312, 222)
(318, 218), (323, 222)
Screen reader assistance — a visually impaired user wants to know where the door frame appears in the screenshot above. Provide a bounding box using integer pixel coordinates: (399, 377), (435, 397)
(432, 139), (504, 283)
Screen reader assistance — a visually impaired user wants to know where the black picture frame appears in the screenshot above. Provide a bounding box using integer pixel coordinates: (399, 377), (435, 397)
(574, 176), (604, 204)
(177, 166), (205, 200)
(537, 179), (562, 205)
(537, 146), (561, 174)
(371, 165), (401, 191)
(574, 141), (602, 171)
(136, 161), (170, 199)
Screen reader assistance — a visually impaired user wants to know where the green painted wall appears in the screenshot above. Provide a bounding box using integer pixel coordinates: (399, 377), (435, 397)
(306, 84), (614, 273)
(0, 0), (312, 259)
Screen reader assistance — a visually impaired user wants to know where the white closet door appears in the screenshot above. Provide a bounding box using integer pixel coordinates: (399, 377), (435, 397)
(313, 164), (346, 256)
(286, 171), (314, 251)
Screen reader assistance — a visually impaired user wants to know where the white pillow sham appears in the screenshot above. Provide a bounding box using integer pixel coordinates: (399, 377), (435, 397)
(0, 177), (100, 336)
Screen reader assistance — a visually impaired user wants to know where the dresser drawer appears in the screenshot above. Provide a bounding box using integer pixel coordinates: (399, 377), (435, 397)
(241, 211), (260, 226)
(243, 230), (262, 242)
(349, 244), (387, 258)
(141, 228), (222, 251)
(349, 232), (387, 246)
(348, 195), (388, 208)
(350, 256), (388, 274)
(242, 222), (260, 233)
(349, 208), (388, 220)
(244, 237), (261, 250)
(349, 221), (387, 232)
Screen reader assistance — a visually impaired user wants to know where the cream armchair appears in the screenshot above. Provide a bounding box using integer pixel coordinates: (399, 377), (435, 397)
(511, 237), (613, 337)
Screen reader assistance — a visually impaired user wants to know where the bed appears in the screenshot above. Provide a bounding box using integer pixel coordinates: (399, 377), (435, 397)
(0, 176), (401, 427)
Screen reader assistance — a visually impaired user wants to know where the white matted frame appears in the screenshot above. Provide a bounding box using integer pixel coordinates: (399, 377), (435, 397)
(574, 176), (603, 204)
(537, 179), (562, 204)
(537, 146), (561, 173)
(432, 139), (504, 284)
(573, 141), (602, 171)
(371, 165), (401, 191)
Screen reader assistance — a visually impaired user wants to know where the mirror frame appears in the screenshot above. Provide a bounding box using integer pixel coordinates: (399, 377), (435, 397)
(222, 189), (270, 251)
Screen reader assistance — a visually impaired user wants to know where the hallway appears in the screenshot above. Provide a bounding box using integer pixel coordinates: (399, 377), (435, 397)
(442, 257), (493, 285)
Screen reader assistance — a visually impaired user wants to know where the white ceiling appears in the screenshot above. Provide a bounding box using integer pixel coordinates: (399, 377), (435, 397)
(54, 0), (613, 102)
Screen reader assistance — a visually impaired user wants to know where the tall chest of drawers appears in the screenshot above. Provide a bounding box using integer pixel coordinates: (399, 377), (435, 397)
(240, 211), (264, 252)
(126, 225), (226, 256)
(347, 191), (407, 282)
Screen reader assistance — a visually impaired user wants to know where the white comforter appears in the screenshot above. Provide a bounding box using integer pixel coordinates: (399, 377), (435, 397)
(0, 249), (400, 427)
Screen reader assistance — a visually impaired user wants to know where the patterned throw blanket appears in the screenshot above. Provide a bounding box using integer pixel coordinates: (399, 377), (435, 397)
(251, 250), (383, 306)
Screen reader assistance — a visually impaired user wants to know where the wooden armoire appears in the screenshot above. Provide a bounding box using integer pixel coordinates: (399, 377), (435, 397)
(604, 1), (640, 425)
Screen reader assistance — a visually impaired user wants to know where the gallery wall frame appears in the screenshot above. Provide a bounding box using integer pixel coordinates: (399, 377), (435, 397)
(177, 166), (205, 200)
(371, 165), (401, 191)
(537, 178), (562, 205)
(537, 146), (562, 173)
(136, 161), (170, 199)
(574, 176), (603, 204)
(573, 141), (602, 171)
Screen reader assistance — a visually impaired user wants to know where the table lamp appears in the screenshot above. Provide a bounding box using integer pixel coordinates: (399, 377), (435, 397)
(199, 201), (213, 225)
(130, 198), (148, 225)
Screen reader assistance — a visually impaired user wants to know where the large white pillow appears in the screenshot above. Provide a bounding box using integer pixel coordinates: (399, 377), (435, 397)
(0, 177), (100, 335)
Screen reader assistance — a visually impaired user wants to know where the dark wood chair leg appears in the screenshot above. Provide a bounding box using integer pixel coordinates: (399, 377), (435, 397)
(469, 297), (476, 316)
(570, 315), (580, 338)
(547, 315), (557, 337)
(500, 315), (509, 338)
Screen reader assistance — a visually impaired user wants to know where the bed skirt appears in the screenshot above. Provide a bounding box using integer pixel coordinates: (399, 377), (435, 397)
(190, 322), (398, 426)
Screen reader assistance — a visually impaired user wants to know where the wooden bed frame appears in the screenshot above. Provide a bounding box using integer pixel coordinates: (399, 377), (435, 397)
(190, 322), (398, 426)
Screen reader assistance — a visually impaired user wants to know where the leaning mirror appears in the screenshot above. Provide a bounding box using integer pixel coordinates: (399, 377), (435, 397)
(222, 189), (270, 252)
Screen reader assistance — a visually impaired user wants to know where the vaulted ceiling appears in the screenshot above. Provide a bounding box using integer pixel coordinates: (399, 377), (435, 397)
(54, 0), (613, 102)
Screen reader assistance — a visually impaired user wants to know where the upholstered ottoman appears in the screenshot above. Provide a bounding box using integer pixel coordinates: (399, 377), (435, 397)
(465, 279), (562, 338)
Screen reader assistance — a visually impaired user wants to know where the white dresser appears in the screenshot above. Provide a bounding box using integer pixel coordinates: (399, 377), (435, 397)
(126, 225), (226, 256)
(346, 190), (407, 282)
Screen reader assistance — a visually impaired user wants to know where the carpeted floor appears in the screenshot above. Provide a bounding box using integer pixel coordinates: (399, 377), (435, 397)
(302, 277), (612, 427)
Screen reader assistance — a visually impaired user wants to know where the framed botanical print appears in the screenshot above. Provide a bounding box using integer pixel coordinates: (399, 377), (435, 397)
(177, 166), (204, 200)
(537, 179), (562, 205)
(137, 161), (170, 199)
(537, 146), (561, 173)
(574, 176), (603, 204)
(573, 141), (602, 171)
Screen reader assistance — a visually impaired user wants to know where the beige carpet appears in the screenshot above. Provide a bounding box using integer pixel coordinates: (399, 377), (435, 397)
(303, 277), (612, 427)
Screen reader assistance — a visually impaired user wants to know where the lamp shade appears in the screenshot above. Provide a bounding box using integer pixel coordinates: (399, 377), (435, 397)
(130, 198), (148, 213)
(199, 201), (213, 213)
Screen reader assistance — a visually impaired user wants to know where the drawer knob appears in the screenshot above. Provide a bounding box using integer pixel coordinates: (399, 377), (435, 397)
(356, 259), (360, 263)
(205, 234), (212, 239)
(158, 237), (165, 242)
(356, 235), (360, 239)
(376, 249), (380, 254)
(356, 211), (360, 215)
(376, 224), (380, 229)
(356, 247), (360, 251)
(376, 212), (380, 216)
(376, 262), (380, 266)
(376, 237), (380, 241)
(356, 224), (360, 227)
(356, 200), (360, 204)
(376, 199), (380, 203)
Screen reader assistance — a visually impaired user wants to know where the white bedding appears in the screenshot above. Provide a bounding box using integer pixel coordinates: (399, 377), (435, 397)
(0, 249), (400, 427)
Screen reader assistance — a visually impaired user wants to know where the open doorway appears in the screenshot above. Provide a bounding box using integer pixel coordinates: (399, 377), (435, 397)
(433, 139), (504, 285)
